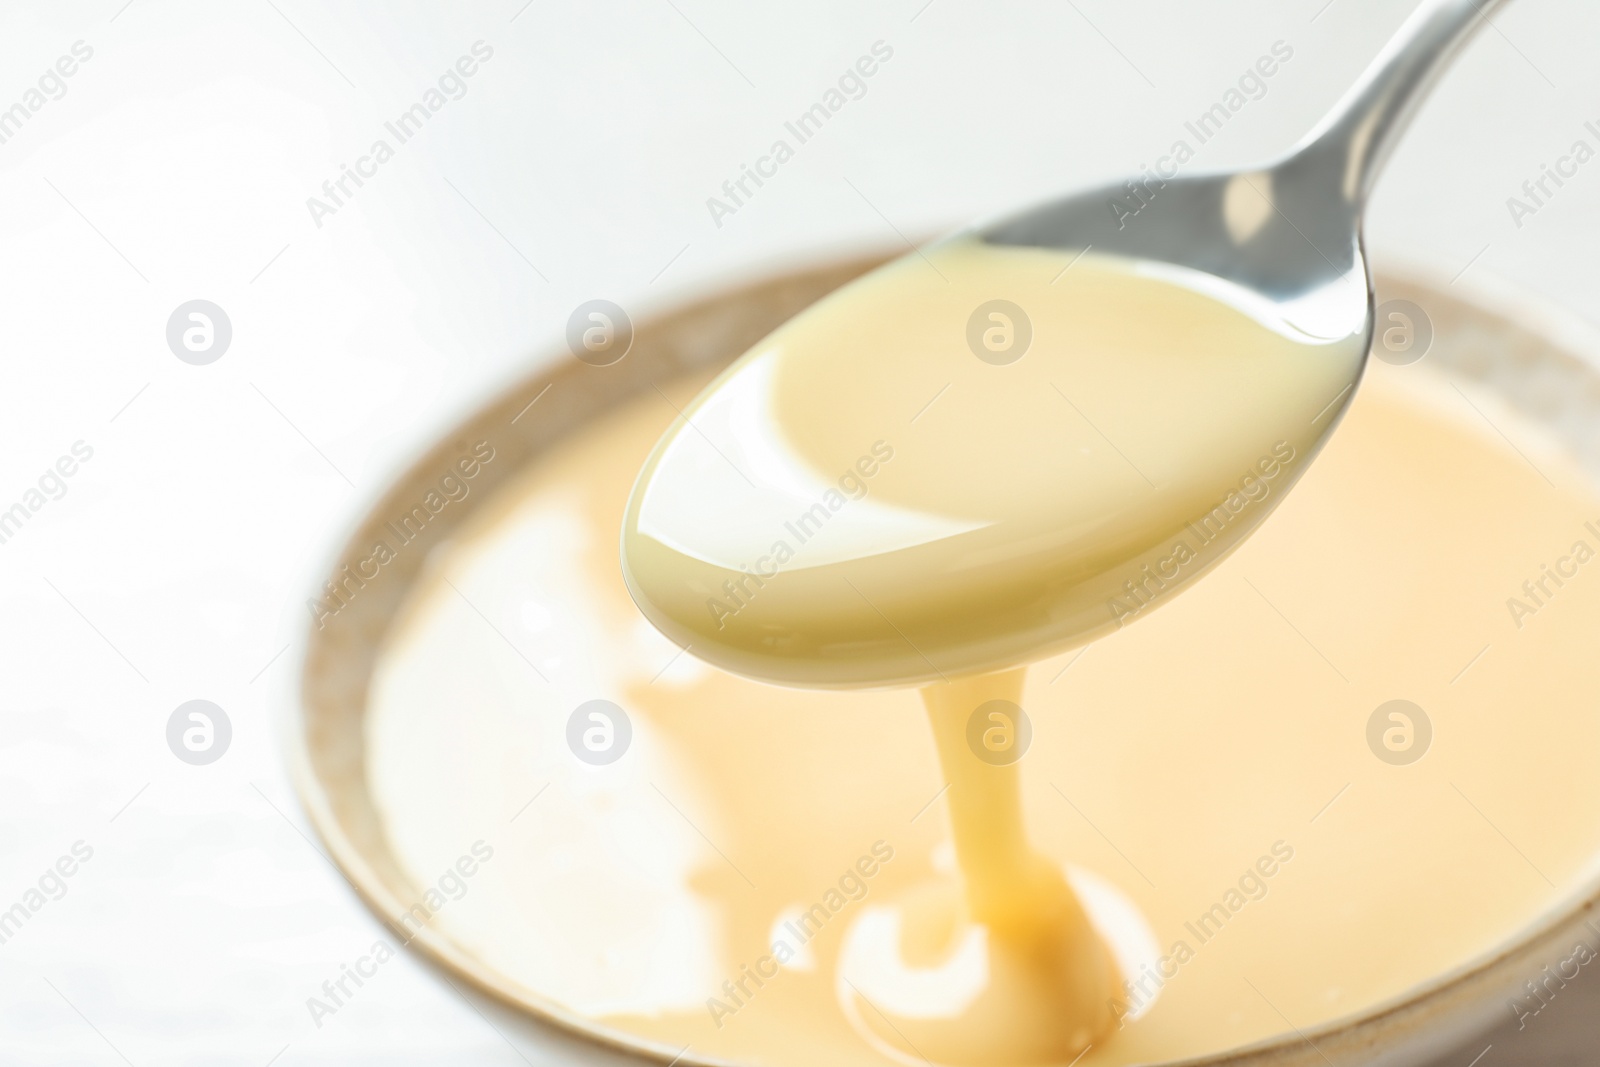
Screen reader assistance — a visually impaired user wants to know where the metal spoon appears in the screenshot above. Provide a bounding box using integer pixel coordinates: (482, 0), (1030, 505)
(620, 0), (1503, 689)
(983, 0), (1502, 340)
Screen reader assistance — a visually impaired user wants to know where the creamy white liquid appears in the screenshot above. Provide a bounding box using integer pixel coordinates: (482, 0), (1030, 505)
(366, 346), (1600, 1066)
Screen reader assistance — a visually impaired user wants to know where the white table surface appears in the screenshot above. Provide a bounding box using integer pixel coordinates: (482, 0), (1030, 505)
(2, 1), (1598, 1063)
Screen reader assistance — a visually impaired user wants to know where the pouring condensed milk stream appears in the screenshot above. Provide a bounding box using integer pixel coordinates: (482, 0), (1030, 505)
(619, 2), (1502, 1060)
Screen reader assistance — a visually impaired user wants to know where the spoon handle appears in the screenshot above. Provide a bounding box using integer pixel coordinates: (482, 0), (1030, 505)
(1299, 0), (1508, 206)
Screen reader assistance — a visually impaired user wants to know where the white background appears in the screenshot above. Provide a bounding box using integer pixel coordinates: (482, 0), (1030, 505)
(0, 0), (1597, 1063)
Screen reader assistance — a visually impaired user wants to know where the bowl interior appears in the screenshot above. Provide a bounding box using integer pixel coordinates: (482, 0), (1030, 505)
(291, 252), (1600, 1067)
